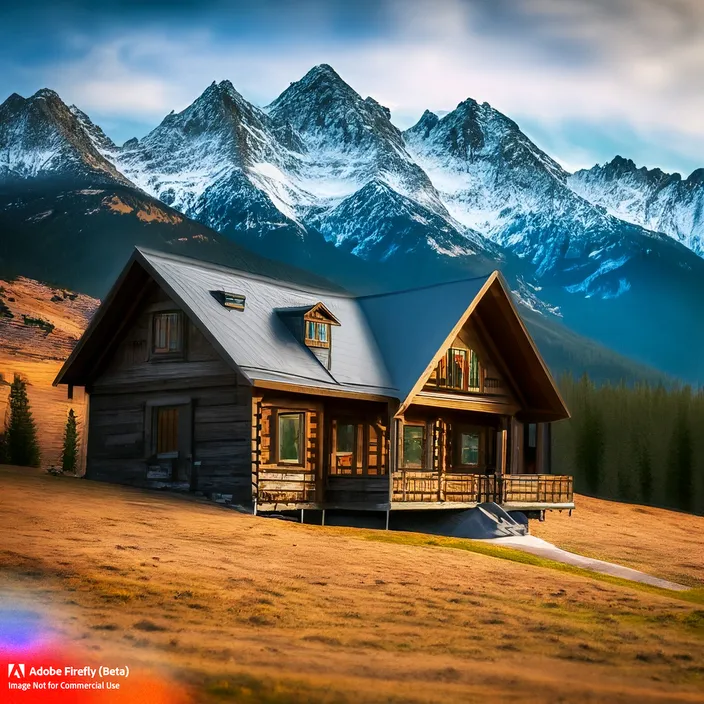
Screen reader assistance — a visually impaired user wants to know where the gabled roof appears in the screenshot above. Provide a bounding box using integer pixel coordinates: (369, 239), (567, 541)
(277, 301), (341, 326)
(55, 248), (568, 421)
(55, 248), (396, 398)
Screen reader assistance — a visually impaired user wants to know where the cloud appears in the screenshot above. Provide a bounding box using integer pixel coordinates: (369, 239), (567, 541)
(2, 0), (701, 172)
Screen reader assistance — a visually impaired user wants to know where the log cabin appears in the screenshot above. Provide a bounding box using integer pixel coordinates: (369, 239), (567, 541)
(54, 248), (573, 521)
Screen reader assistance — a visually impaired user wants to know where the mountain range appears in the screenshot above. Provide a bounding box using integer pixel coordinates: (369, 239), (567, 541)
(1, 64), (702, 383)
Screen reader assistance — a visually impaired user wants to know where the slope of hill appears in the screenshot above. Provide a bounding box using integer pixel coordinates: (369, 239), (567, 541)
(0, 277), (98, 465)
(1, 466), (703, 703)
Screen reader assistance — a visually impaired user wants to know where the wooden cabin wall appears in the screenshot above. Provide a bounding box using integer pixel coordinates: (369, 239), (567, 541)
(85, 285), (253, 501)
(253, 393), (321, 505)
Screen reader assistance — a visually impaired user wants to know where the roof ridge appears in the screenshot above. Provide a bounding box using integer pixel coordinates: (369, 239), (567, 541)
(135, 247), (354, 298)
(354, 271), (497, 300)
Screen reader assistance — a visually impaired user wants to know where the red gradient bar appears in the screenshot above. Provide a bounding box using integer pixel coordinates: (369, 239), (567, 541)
(2, 644), (193, 703)
(0, 607), (193, 703)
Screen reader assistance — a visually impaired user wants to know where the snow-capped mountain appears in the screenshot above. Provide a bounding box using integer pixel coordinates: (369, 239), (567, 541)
(107, 79), (308, 241)
(403, 99), (685, 299)
(267, 64), (448, 216)
(93, 66), (489, 265)
(0, 89), (128, 184)
(2, 66), (704, 381)
(569, 157), (704, 256)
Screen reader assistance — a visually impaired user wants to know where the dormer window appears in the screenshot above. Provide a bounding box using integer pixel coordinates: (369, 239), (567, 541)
(305, 321), (330, 348)
(210, 290), (245, 311)
(276, 301), (341, 369)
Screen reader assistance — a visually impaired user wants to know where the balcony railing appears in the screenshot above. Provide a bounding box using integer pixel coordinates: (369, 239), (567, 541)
(392, 471), (573, 506)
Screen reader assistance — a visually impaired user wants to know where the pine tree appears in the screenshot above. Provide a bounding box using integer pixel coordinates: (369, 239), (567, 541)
(61, 408), (79, 474)
(575, 401), (605, 496)
(667, 405), (693, 512)
(637, 440), (653, 504)
(5, 374), (40, 467)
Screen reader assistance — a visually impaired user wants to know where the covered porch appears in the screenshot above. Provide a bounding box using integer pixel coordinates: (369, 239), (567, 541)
(391, 403), (574, 512)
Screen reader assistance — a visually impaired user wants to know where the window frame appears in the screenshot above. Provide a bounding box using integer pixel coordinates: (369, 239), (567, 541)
(333, 420), (358, 473)
(150, 310), (185, 359)
(429, 347), (483, 393)
(401, 422), (427, 469)
(457, 429), (481, 468)
(305, 319), (331, 349)
(276, 411), (306, 466)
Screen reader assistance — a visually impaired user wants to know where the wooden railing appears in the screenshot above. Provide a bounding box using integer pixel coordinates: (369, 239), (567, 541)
(392, 471), (573, 506)
(502, 474), (573, 505)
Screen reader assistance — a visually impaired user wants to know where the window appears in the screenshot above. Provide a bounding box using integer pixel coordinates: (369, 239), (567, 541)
(305, 320), (331, 348)
(152, 312), (183, 355)
(335, 422), (356, 471)
(527, 423), (537, 448)
(156, 407), (179, 456)
(278, 412), (304, 464)
(429, 347), (482, 392)
(402, 424), (425, 468)
(447, 348), (467, 389)
(459, 431), (480, 466)
(468, 351), (481, 391)
(210, 290), (245, 311)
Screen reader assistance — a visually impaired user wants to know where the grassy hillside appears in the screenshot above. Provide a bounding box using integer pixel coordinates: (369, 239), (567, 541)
(0, 277), (98, 466)
(1, 465), (703, 703)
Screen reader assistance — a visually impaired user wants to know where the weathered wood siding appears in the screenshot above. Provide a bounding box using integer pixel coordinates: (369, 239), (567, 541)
(85, 283), (252, 500)
(252, 394), (322, 506)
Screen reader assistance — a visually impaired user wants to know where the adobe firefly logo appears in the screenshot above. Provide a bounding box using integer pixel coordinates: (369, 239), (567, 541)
(7, 663), (25, 678)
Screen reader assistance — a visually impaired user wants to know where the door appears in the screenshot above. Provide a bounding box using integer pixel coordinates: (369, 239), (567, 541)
(149, 403), (193, 486)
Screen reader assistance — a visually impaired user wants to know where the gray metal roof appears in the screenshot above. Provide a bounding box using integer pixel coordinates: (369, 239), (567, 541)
(358, 277), (490, 403)
(55, 247), (568, 419)
(140, 249), (400, 397)
(139, 249), (499, 401)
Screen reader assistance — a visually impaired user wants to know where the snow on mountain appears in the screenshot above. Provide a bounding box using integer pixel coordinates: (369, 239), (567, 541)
(307, 178), (496, 261)
(2, 68), (702, 307)
(267, 64), (449, 217)
(102, 80), (311, 235)
(569, 157), (704, 256)
(0, 89), (129, 184)
(402, 99), (683, 297)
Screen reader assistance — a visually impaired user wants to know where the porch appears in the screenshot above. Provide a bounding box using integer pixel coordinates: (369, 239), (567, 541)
(254, 471), (574, 512)
(391, 471), (574, 510)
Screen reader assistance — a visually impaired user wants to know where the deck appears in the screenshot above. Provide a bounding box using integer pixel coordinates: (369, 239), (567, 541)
(254, 473), (574, 513)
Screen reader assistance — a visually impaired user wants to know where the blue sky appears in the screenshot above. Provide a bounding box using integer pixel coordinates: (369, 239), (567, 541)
(2, 0), (702, 175)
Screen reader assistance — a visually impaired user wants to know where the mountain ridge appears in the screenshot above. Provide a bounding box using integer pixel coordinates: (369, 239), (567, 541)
(1, 65), (703, 382)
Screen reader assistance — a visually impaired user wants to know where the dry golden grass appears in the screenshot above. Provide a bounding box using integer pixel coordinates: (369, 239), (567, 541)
(1, 465), (703, 703)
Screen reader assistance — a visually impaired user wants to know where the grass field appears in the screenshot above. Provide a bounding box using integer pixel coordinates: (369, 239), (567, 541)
(1, 464), (703, 703)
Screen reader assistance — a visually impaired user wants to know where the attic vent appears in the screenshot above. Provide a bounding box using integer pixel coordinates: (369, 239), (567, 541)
(210, 290), (246, 311)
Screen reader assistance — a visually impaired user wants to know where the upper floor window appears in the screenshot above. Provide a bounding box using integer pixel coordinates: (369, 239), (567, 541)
(431, 347), (482, 392)
(305, 320), (330, 348)
(152, 311), (183, 356)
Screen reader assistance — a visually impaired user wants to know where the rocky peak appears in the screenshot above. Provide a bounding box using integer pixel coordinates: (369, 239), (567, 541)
(686, 168), (704, 186)
(0, 88), (129, 183)
(267, 64), (404, 153)
(409, 110), (440, 138)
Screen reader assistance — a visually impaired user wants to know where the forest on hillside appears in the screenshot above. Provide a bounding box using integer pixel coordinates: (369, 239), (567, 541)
(553, 375), (704, 515)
